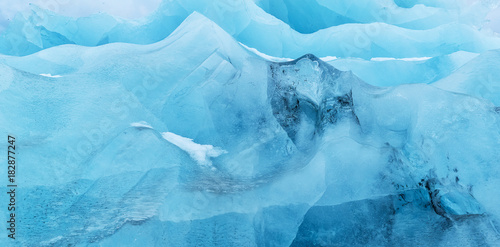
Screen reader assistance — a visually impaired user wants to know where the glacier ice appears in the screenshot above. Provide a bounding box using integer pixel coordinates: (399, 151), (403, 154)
(255, 0), (495, 32)
(328, 51), (479, 86)
(0, 0), (500, 246)
(3, 0), (500, 59)
(433, 49), (500, 105)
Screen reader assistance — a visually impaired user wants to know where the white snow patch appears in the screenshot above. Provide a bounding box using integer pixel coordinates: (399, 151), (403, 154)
(130, 121), (153, 129)
(320, 56), (338, 61)
(241, 43), (336, 63)
(161, 132), (227, 168)
(370, 57), (432, 62)
(240, 42), (293, 62)
(40, 73), (63, 78)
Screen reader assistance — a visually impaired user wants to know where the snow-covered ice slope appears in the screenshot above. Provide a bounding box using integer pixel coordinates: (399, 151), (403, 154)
(0, 1), (500, 246)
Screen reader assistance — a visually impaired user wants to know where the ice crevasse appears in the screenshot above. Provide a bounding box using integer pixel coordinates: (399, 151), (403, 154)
(0, 0), (500, 246)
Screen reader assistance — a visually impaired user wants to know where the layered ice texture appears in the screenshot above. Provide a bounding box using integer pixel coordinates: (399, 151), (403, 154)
(1, 0), (500, 246)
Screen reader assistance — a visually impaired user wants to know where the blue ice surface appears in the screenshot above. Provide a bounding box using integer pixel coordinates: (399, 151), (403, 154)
(0, 0), (500, 246)
(2, 0), (500, 58)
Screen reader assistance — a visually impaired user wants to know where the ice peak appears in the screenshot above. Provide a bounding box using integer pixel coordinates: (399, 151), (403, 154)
(268, 54), (355, 150)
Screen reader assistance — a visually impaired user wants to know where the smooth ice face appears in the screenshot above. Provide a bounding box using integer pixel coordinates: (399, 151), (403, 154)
(1, 1), (500, 246)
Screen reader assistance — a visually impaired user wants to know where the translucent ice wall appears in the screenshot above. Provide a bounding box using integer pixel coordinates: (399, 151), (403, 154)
(0, 0), (500, 246)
